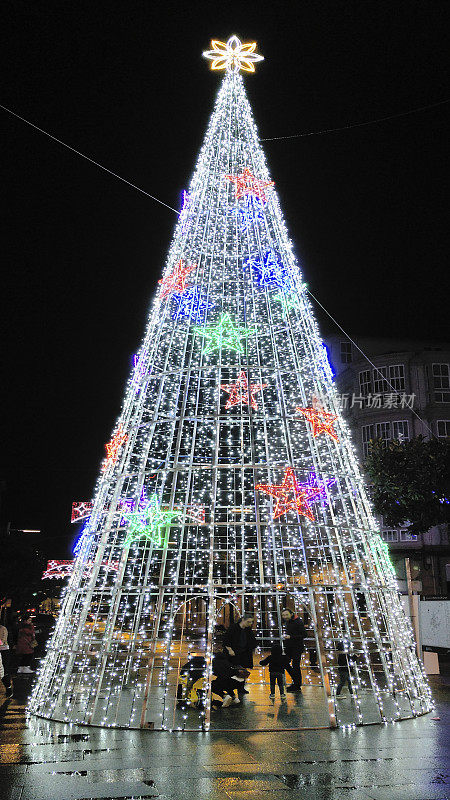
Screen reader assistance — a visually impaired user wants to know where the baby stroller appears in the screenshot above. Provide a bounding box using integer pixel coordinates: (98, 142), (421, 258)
(176, 653), (207, 709)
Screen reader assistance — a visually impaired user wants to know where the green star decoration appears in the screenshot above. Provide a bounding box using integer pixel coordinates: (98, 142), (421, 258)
(194, 312), (255, 354)
(123, 494), (178, 548)
(272, 289), (302, 317)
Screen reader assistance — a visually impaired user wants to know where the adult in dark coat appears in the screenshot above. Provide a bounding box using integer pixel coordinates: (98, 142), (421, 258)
(281, 608), (306, 692)
(223, 613), (256, 695)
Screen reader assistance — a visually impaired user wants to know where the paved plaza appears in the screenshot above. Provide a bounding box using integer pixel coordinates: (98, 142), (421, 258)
(0, 675), (449, 800)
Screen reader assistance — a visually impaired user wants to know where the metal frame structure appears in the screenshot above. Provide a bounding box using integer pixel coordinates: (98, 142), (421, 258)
(30, 52), (433, 732)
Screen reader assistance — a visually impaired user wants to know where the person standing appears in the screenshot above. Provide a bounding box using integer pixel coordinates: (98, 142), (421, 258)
(335, 639), (354, 696)
(223, 612), (257, 697)
(16, 615), (36, 674)
(259, 644), (289, 701)
(0, 620), (13, 697)
(281, 608), (306, 693)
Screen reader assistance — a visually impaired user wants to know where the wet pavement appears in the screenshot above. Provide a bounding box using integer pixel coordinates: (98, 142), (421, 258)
(1, 676), (449, 800)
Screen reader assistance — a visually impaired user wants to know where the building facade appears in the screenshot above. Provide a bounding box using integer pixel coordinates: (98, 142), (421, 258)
(325, 336), (450, 598)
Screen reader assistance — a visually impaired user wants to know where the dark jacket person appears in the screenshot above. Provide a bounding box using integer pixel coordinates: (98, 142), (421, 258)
(281, 608), (306, 691)
(223, 613), (257, 670)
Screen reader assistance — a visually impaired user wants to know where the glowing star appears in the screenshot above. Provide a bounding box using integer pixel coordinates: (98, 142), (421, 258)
(122, 494), (179, 548)
(295, 405), (339, 442)
(194, 313), (255, 354)
(244, 250), (291, 289)
(119, 486), (149, 523)
(221, 370), (267, 411)
(71, 501), (93, 523)
(229, 196), (265, 231)
(203, 35), (264, 73)
(171, 286), (214, 324)
(298, 471), (336, 507)
(273, 288), (302, 316)
(256, 467), (320, 521)
(102, 425), (128, 472)
(225, 167), (274, 204)
(158, 259), (197, 300)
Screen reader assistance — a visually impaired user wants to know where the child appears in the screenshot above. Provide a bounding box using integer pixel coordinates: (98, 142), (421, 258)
(259, 644), (289, 701)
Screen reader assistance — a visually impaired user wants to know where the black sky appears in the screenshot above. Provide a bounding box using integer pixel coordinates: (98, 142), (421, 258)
(1, 0), (449, 557)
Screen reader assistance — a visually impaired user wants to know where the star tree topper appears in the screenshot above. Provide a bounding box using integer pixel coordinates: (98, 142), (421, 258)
(225, 167), (275, 204)
(221, 370), (267, 411)
(194, 313), (255, 354)
(123, 494), (179, 548)
(158, 259), (197, 300)
(203, 35), (264, 73)
(295, 404), (339, 442)
(256, 467), (321, 521)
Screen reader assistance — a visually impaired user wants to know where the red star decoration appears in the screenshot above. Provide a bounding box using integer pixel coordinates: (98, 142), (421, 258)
(295, 405), (339, 442)
(102, 425), (128, 471)
(220, 371), (267, 411)
(256, 467), (320, 520)
(158, 259), (197, 300)
(225, 167), (275, 203)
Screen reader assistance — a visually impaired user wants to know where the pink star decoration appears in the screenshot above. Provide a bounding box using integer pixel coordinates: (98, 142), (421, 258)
(225, 167), (274, 204)
(158, 259), (197, 300)
(221, 370), (267, 411)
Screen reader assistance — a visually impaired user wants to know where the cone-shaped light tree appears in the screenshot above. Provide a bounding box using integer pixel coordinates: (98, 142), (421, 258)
(30, 37), (432, 731)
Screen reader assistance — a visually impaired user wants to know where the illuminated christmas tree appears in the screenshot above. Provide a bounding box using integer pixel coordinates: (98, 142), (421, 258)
(30, 36), (432, 731)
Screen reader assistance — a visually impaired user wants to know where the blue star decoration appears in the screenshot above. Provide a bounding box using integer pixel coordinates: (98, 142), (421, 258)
(298, 471), (336, 508)
(171, 287), (214, 324)
(244, 249), (293, 289)
(122, 494), (179, 548)
(229, 196), (265, 232)
(194, 313), (255, 354)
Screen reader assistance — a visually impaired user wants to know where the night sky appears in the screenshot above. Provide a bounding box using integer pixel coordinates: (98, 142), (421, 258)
(2, 1), (449, 558)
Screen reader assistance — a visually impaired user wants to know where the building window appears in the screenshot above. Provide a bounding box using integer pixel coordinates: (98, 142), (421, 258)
(340, 341), (352, 363)
(373, 366), (389, 394)
(359, 370), (372, 397)
(374, 422), (391, 442)
(437, 420), (450, 438)
(362, 422), (393, 456)
(382, 530), (399, 543)
(389, 364), (405, 391)
(362, 424), (374, 457)
(432, 363), (450, 403)
(399, 530), (418, 542)
(392, 420), (409, 441)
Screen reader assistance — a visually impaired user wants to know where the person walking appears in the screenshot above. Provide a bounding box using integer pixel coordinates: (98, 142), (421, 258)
(0, 620), (13, 697)
(259, 644), (289, 701)
(16, 615), (36, 674)
(223, 612), (257, 697)
(281, 608), (306, 693)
